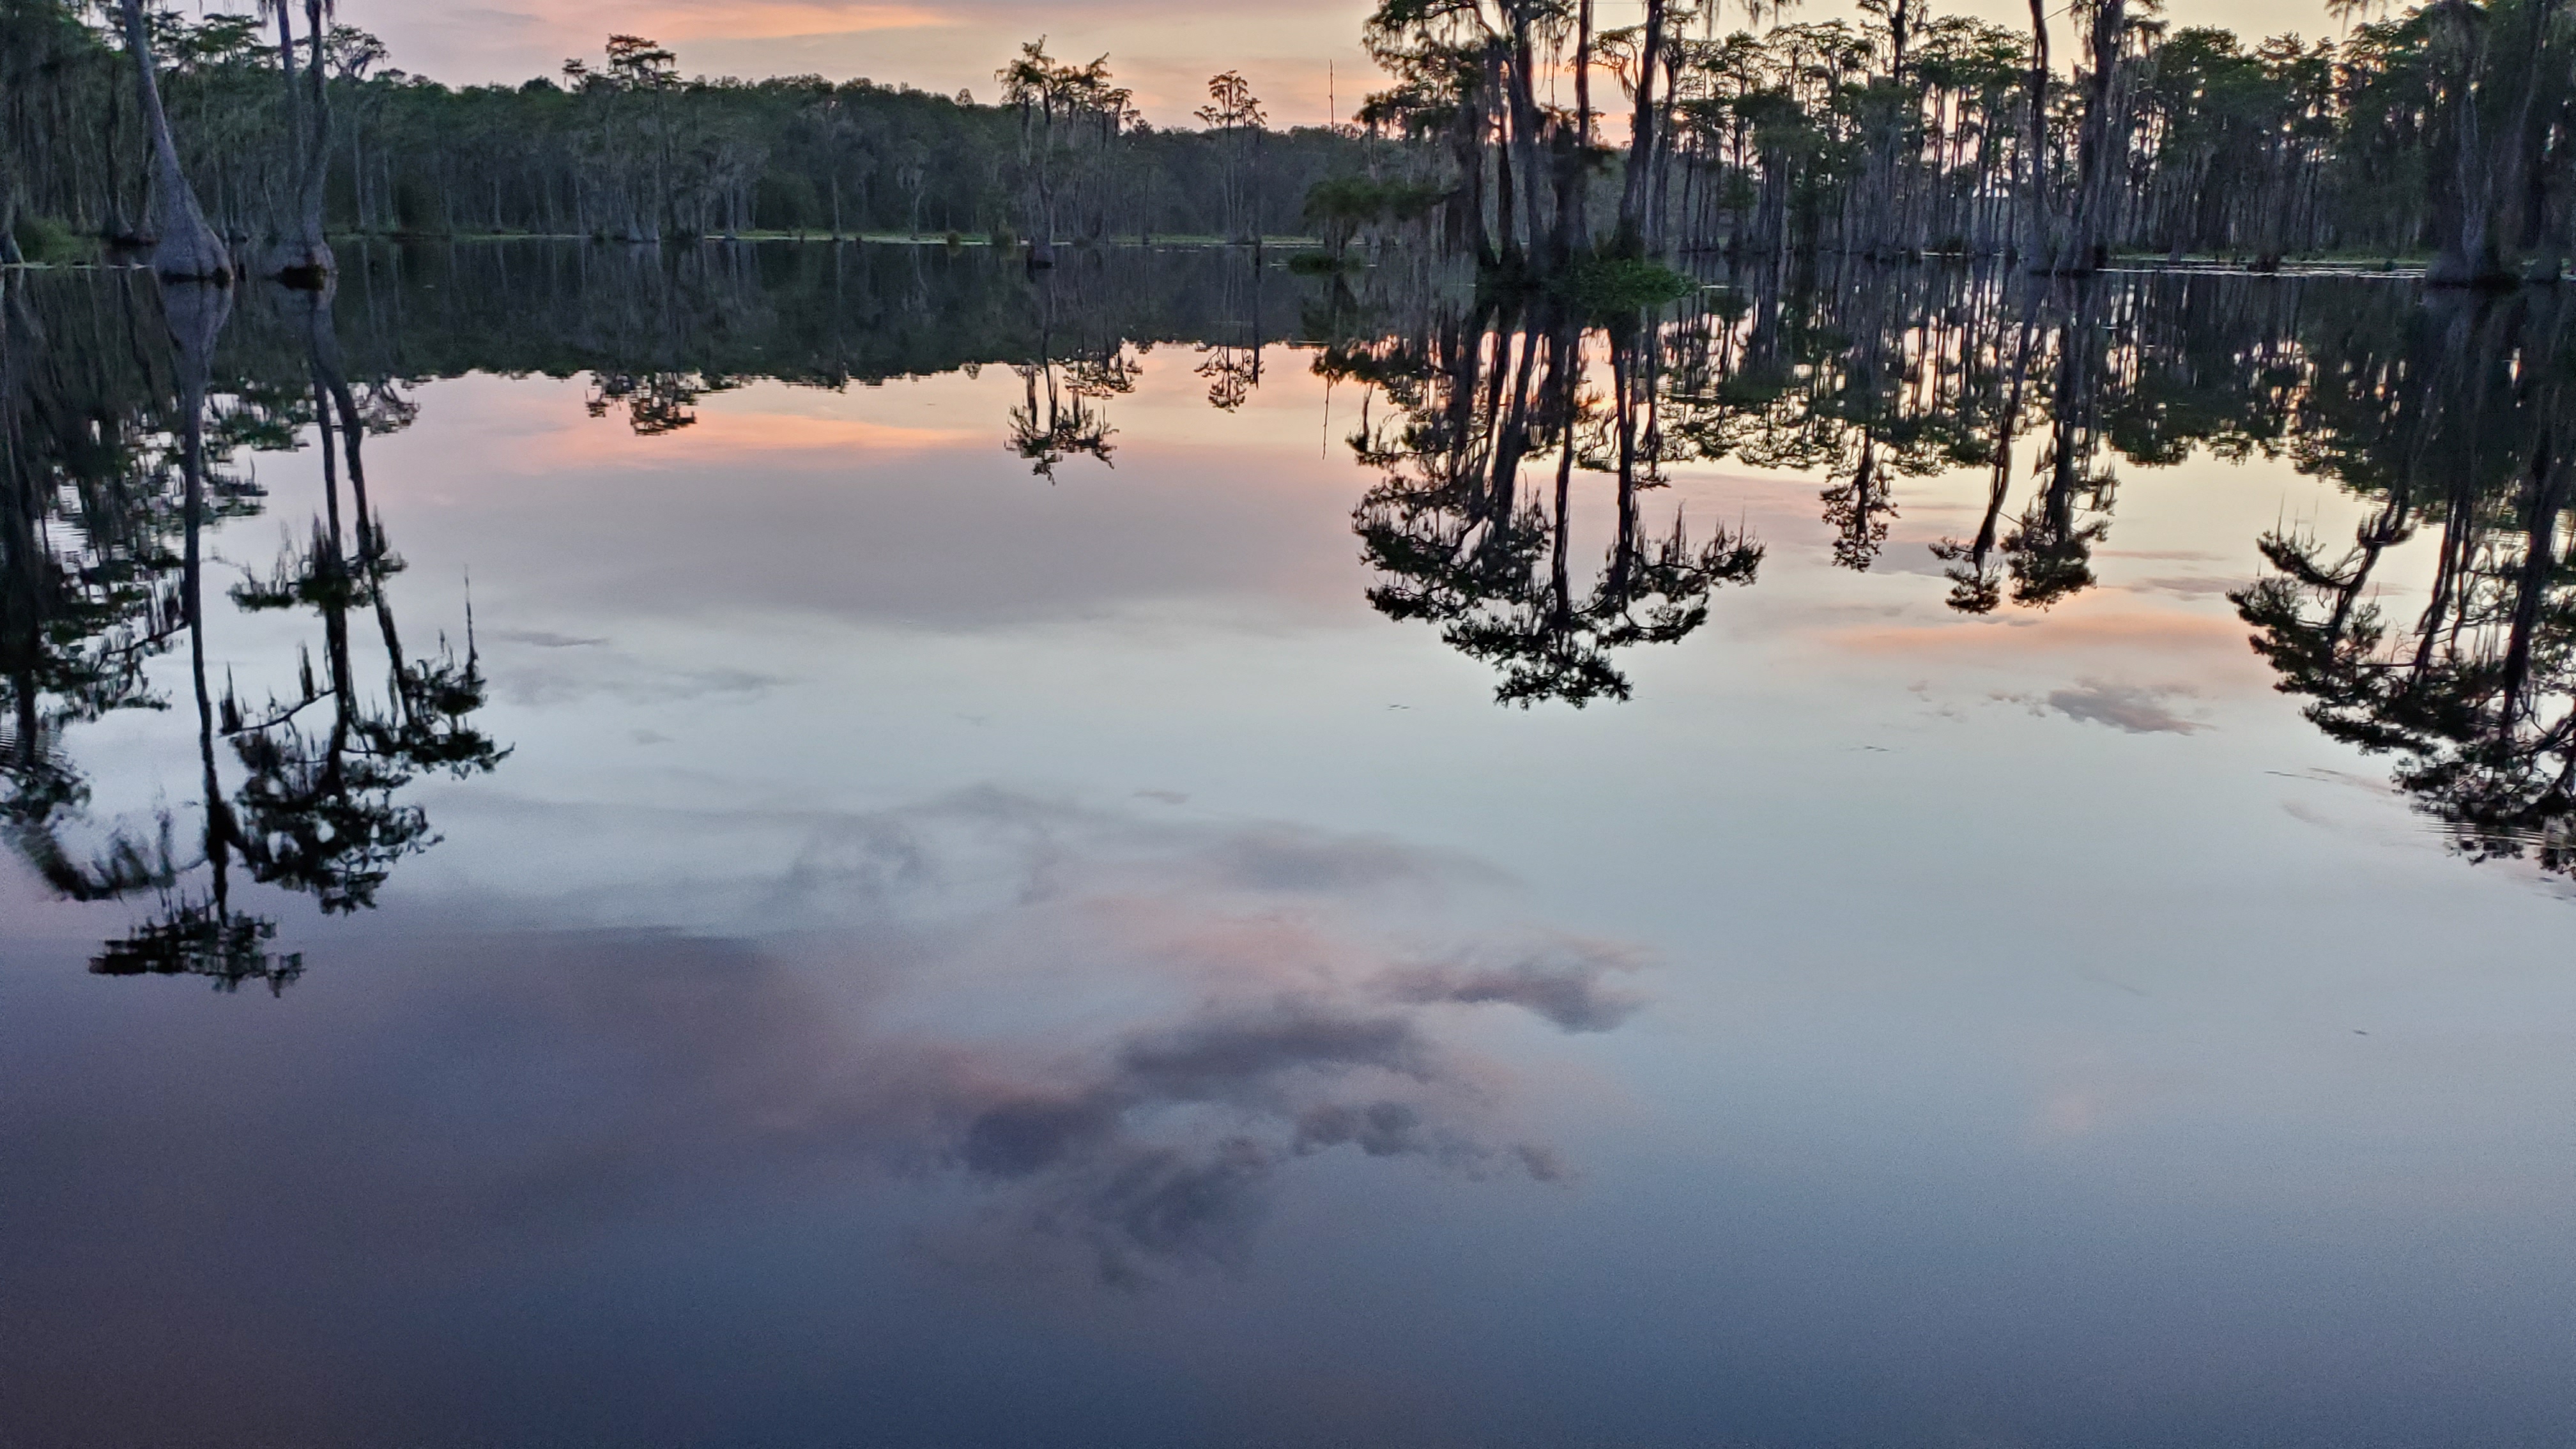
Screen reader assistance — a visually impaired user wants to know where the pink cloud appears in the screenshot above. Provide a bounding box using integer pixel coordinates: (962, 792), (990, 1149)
(624, 1), (954, 39)
(335, 0), (1385, 125)
(533, 408), (979, 467)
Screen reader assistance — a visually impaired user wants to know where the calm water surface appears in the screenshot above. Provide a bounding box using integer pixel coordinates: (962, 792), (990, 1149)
(4, 245), (2572, 1447)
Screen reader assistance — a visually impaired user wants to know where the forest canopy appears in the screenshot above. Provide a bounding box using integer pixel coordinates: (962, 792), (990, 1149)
(1, 0), (2572, 286)
(0, 5), (1388, 257)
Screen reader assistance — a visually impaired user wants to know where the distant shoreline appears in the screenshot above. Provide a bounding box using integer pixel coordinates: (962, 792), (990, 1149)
(4, 238), (2446, 282)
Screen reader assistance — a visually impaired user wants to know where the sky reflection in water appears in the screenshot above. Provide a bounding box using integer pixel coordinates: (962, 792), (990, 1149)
(2, 245), (2572, 1448)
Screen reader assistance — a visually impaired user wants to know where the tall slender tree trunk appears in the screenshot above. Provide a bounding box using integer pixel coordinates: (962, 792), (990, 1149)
(0, 165), (20, 264)
(2021, 0), (2054, 272)
(1615, 0), (1669, 258)
(1504, 25), (1548, 270)
(2425, 1), (2539, 286)
(282, 0), (337, 280)
(119, 0), (231, 280)
(2063, 0), (2128, 275)
(1489, 44), (1521, 273)
(348, 104), (368, 233)
(165, 275), (240, 917)
(1648, 42), (1685, 256)
(1447, 73), (1496, 268)
(2499, 434), (2567, 723)
(263, 1), (336, 278)
(1031, 169), (1057, 266)
(1570, 0), (1596, 257)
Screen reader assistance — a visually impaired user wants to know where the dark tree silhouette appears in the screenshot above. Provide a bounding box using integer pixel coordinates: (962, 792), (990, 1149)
(1, 265), (505, 988)
(2237, 286), (2576, 873)
(221, 282), (504, 914)
(1338, 288), (1761, 707)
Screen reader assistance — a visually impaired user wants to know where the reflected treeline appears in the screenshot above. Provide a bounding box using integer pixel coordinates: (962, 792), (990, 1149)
(1677, 263), (2137, 613)
(1323, 291), (1762, 706)
(1308, 251), (2576, 866)
(289, 239), (1344, 432)
(17, 241), (2575, 897)
(1304, 257), (2272, 705)
(310, 240), (1342, 474)
(336, 241), (2566, 881)
(0, 268), (503, 990)
(1306, 254), (2574, 876)
(1311, 257), (2150, 703)
(2234, 289), (2576, 878)
(1006, 258), (1136, 480)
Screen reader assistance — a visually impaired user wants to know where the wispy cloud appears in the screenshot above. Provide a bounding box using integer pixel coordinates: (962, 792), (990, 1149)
(1383, 939), (1646, 1033)
(562, 2), (955, 43)
(2128, 574), (2256, 599)
(356, 0), (1383, 125)
(2007, 679), (2209, 735)
(447, 6), (542, 29)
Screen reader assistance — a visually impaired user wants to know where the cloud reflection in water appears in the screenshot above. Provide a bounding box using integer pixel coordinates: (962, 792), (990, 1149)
(13, 790), (1644, 1299)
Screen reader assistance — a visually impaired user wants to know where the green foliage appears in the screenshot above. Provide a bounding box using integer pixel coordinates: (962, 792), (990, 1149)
(0, 3), (1389, 250)
(1303, 172), (1448, 264)
(1353, 0), (2576, 273)
(11, 213), (93, 264)
(4, 0), (2575, 273)
(1556, 257), (1693, 315)
(1304, 175), (1443, 226)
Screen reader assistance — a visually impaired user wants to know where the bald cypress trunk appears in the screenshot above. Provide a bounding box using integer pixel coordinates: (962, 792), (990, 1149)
(1614, 0), (1668, 258)
(2499, 435), (2566, 723)
(278, 0), (338, 282)
(2430, 0), (2560, 284)
(1553, 0), (1597, 263)
(119, 0), (231, 281)
(1503, 26), (1547, 270)
(2021, 0), (2054, 272)
(1488, 43), (1521, 274)
(2064, 0), (2128, 275)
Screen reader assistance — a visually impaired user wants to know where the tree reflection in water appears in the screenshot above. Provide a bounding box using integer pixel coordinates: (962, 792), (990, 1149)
(1319, 256), (2574, 878)
(1331, 292), (1762, 706)
(1314, 261), (2159, 701)
(0, 268), (505, 989)
(221, 282), (505, 917)
(2235, 288), (2575, 877)
(13, 242), (2576, 977)
(1008, 263), (1123, 479)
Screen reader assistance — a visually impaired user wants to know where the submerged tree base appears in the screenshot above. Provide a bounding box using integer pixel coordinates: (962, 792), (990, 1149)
(1287, 252), (1358, 276)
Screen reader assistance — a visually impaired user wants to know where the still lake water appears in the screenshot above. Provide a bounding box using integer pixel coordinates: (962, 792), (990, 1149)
(4, 245), (2572, 1446)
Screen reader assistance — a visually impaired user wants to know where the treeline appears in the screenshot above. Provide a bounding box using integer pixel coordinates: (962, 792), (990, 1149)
(13, 1), (2573, 287)
(1358, 0), (2576, 284)
(0, 3), (1398, 261)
